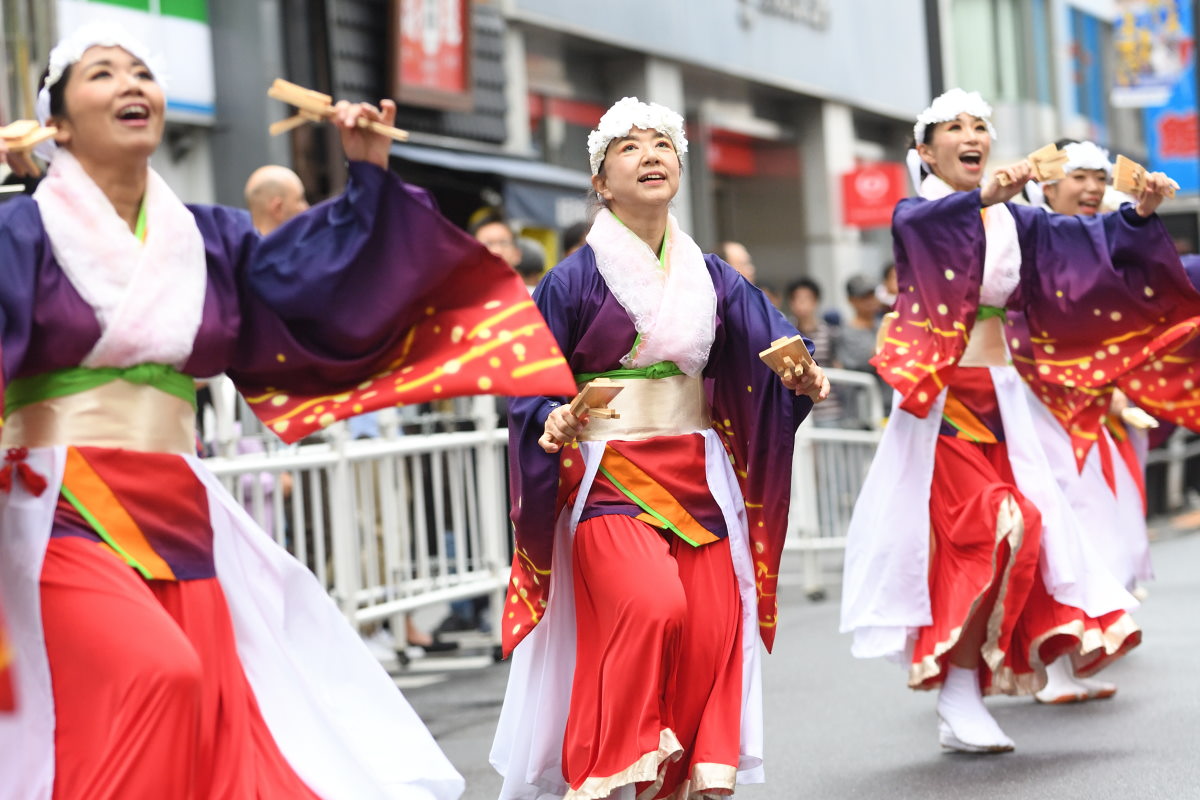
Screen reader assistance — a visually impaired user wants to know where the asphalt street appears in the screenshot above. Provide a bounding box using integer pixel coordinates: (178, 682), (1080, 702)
(404, 527), (1200, 800)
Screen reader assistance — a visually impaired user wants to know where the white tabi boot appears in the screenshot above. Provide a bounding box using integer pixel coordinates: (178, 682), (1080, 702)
(1070, 672), (1117, 701)
(936, 665), (1015, 753)
(1034, 657), (1088, 704)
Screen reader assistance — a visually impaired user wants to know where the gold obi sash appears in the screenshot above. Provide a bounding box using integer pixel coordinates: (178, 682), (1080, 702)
(1, 380), (196, 454)
(579, 374), (711, 442)
(958, 314), (1010, 368)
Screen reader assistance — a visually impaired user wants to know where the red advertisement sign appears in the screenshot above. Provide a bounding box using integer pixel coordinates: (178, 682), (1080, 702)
(841, 162), (907, 228)
(392, 0), (472, 111)
(1157, 111), (1199, 158)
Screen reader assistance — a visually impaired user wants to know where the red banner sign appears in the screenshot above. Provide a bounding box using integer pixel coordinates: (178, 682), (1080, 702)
(1157, 111), (1199, 158)
(841, 162), (907, 228)
(392, 0), (472, 111)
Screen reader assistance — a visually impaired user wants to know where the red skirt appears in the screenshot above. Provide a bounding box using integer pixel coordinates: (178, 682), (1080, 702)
(910, 435), (1140, 695)
(40, 535), (320, 799)
(563, 514), (742, 799)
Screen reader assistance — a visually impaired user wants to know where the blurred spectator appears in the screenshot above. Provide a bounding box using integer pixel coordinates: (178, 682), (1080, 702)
(470, 214), (522, 269)
(834, 274), (885, 428)
(244, 165), (309, 235)
(785, 277), (841, 426)
(561, 220), (591, 257)
(785, 278), (834, 363)
(876, 262), (898, 312)
(716, 240), (756, 284)
(516, 236), (547, 291)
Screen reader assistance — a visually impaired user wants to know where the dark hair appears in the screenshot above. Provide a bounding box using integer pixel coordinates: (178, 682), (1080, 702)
(516, 237), (545, 278)
(785, 277), (822, 302)
(468, 213), (511, 240)
(41, 65), (72, 119)
(561, 221), (590, 253)
(1054, 137), (1080, 149)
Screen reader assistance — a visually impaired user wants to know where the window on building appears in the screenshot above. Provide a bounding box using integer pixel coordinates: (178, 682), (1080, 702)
(949, 0), (1054, 106)
(1071, 7), (1111, 140)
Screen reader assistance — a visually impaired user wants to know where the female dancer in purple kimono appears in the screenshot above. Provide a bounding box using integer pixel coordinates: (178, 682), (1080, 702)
(841, 89), (1195, 754)
(1025, 141), (1155, 705)
(491, 97), (827, 799)
(0, 22), (572, 800)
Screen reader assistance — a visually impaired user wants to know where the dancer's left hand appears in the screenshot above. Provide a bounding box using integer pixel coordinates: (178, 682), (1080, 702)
(1134, 171), (1180, 217)
(331, 99), (397, 170)
(782, 362), (830, 403)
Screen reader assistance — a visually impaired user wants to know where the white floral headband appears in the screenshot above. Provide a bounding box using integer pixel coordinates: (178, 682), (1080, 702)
(913, 88), (997, 145)
(1043, 141), (1112, 184)
(587, 96), (688, 176)
(34, 22), (167, 160)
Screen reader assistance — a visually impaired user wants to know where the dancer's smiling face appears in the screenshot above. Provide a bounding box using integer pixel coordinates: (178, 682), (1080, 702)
(1044, 169), (1108, 216)
(917, 113), (991, 192)
(50, 45), (165, 162)
(591, 127), (682, 215)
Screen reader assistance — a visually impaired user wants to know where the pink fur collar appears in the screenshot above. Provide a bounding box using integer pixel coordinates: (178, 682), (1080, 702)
(586, 209), (715, 376)
(34, 149), (206, 369)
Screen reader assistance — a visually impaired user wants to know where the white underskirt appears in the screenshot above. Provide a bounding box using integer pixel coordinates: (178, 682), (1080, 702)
(0, 447), (465, 800)
(840, 367), (1140, 664)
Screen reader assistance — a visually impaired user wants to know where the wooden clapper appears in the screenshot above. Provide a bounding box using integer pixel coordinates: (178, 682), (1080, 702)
(267, 79), (409, 142)
(996, 142), (1069, 187)
(568, 378), (625, 421)
(1112, 154), (1177, 199)
(759, 335), (814, 380)
(1, 120), (57, 177)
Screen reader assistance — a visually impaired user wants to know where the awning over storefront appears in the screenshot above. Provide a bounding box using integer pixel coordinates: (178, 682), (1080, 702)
(390, 142), (591, 229)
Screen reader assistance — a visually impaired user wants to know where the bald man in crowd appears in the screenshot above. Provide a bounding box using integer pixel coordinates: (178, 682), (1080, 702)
(244, 165), (310, 235)
(717, 240), (756, 284)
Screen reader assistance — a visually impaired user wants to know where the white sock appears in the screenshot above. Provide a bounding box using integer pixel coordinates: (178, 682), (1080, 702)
(1072, 671), (1117, 697)
(937, 665), (1013, 748)
(1035, 657), (1085, 703)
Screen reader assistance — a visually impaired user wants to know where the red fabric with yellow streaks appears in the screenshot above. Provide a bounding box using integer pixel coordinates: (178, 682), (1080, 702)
(245, 287), (575, 443)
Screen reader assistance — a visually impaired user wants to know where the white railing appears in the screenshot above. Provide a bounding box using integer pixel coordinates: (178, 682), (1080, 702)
(785, 369), (885, 598)
(202, 383), (510, 641)
(1146, 426), (1200, 511)
(201, 370), (1200, 630)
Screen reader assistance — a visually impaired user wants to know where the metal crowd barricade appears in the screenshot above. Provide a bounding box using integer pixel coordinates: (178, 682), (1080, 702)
(201, 381), (511, 650)
(198, 367), (1200, 636)
(785, 368), (885, 599)
(199, 369), (892, 648)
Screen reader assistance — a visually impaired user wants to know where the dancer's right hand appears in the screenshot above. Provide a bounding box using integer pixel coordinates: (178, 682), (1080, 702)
(0, 139), (37, 178)
(538, 405), (586, 453)
(980, 161), (1032, 206)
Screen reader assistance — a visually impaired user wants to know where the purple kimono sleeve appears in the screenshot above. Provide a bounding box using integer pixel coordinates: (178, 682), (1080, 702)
(211, 161), (438, 392)
(705, 256), (811, 651)
(0, 198), (49, 417)
(1007, 203), (1200, 463)
(871, 191), (985, 417)
(504, 268), (577, 625)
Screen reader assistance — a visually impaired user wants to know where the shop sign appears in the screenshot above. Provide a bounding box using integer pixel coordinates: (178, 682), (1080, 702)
(57, 0), (215, 124)
(841, 162), (906, 229)
(744, 0), (830, 30)
(391, 0), (473, 112)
